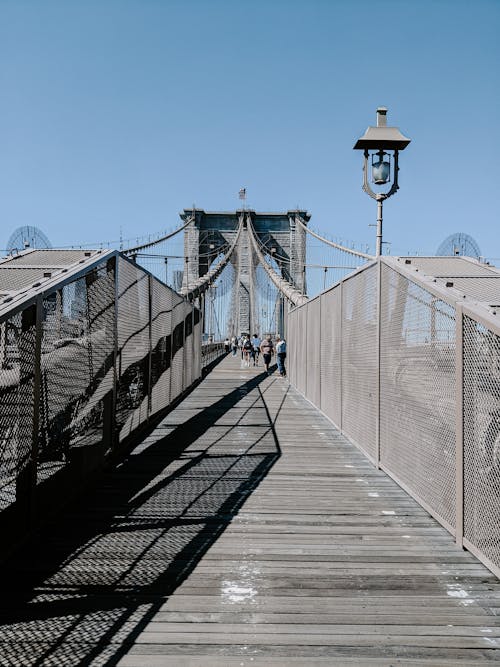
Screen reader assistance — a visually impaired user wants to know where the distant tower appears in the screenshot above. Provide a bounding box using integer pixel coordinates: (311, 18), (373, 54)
(180, 209), (309, 336)
(6, 225), (52, 253)
(436, 233), (481, 259)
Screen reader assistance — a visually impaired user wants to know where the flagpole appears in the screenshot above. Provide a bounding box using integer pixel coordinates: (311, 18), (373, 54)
(239, 187), (247, 212)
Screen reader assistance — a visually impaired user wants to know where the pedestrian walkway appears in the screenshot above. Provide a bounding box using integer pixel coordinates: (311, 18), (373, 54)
(1, 355), (500, 666)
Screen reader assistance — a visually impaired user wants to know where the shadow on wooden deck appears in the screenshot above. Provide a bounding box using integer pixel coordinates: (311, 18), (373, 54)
(0, 369), (281, 666)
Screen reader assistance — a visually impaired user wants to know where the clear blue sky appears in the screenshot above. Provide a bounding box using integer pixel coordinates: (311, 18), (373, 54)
(1, 0), (499, 258)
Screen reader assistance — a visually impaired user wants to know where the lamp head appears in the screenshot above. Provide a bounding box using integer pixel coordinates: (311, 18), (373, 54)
(353, 107), (411, 151)
(371, 150), (391, 185)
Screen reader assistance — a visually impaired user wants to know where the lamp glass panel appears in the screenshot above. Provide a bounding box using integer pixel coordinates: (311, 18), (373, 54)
(372, 159), (391, 185)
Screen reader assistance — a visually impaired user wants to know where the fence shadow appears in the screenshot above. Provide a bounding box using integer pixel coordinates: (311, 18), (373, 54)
(0, 370), (280, 666)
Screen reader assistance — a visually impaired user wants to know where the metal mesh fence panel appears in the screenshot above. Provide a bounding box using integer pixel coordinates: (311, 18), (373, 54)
(295, 302), (307, 396)
(463, 315), (500, 571)
(380, 264), (456, 530)
(85, 261), (115, 454)
(193, 307), (202, 378)
(39, 285), (85, 477)
(200, 342), (210, 369)
(291, 308), (299, 388)
(279, 257), (500, 574)
(116, 258), (150, 442)
(306, 297), (321, 407)
(38, 261), (115, 481)
(320, 286), (342, 426)
(0, 311), (33, 510)
(170, 297), (186, 402)
(0, 250), (211, 548)
(184, 307), (194, 389)
(150, 278), (173, 416)
(341, 265), (378, 459)
(287, 308), (295, 386)
(201, 341), (222, 368)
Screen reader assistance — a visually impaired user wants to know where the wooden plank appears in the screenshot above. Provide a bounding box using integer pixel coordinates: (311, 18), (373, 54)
(2, 355), (500, 665)
(117, 657), (499, 667)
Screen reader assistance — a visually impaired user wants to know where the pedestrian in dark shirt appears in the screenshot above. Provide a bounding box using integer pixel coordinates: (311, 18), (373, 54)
(242, 336), (253, 367)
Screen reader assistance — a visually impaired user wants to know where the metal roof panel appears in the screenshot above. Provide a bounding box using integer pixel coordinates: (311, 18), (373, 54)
(398, 256), (497, 278)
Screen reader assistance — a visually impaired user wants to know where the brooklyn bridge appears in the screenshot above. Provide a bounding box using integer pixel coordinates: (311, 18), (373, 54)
(1, 203), (500, 666)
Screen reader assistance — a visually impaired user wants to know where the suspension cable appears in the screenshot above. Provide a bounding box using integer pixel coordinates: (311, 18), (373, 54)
(181, 217), (243, 301)
(123, 215), (195, 255)
(251, 231), (292, 264)
(247, 215), (308, 307)
(295, 215), (373, 260)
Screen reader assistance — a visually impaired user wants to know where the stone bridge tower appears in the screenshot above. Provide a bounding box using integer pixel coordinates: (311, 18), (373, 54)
(181, 209), (309, 336)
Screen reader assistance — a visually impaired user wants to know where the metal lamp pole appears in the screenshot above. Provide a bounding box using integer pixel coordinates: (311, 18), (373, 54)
(362, 147), (400, 257)
(354, 108), (411, 257)
(376, 197), (383, 258)
(352, 107), (411, 470)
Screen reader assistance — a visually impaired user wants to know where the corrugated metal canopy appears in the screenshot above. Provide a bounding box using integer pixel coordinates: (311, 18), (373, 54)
(3, 249), (95, 267)
(396, 256), (500, 310)
(400, 257), (498, 278)
(0, 248), (108, 305)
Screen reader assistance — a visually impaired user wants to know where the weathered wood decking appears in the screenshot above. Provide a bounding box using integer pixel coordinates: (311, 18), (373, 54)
(2, 354), (500, 666)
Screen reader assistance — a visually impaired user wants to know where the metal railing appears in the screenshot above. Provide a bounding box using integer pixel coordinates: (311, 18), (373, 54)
(288, 256), (500, 578)
(0, 251), (223, 554)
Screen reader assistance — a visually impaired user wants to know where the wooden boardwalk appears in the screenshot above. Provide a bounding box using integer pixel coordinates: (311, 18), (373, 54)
(2, 354), (500, 666)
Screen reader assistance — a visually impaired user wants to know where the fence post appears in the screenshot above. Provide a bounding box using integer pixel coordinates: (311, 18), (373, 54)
(305, 301), (309, 398)
(455, 303), (464, 548)
(147, 274), (153, 418)
(168, 300), (175, 403)
(190, 301), (195, 384)
(318, 294), (322, 410)
(375, 258), (382, 468)
(339, 279), (343, 432)
(182, 304), (187, 391)
(201, 293), (205, 368)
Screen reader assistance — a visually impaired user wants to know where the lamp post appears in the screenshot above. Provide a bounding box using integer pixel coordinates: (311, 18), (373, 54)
(353, 107), (411, 257)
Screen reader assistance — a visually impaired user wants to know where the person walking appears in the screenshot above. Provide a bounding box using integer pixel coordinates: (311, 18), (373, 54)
(242, 336), (253, 367)
(224, 338), (230, 354)
(275, 335), (287, 377)
(251, 333), (261, 366)
(231, 336), (238, 356)
(260, 335), (274, 375)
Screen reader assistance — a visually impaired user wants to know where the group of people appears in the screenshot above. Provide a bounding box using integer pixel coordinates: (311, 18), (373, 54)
(223, 333), (287, 377)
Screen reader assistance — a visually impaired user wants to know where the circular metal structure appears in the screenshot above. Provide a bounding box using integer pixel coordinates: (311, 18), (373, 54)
(436, 233), (481, 259)
(6, 225), (52, 253)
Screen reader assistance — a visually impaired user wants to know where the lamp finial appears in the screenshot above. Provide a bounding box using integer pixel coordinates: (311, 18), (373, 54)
(376, 107), (388, 127)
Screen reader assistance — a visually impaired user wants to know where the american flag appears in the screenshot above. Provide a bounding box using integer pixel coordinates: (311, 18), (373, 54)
(238, 188), (246, 200)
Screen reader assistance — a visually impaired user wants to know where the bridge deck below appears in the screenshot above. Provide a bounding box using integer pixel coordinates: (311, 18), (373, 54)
(2, 354), (500, 666)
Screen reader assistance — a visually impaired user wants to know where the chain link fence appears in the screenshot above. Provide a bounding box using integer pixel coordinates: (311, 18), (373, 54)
(289, 257), (500, 577)
(0, 252), (222, 554)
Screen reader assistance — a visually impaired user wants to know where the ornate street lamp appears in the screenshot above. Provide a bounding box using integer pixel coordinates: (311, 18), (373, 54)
(354, 107), (411, 256)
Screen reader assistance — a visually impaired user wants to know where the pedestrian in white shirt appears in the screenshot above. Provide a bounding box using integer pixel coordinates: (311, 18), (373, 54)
(275, 335), (287, 377)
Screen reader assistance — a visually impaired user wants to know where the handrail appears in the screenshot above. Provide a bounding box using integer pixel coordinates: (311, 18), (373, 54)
(295, 215), (373, 261)
(180, 216), (243, 301)
(247, 215), (308, 307)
